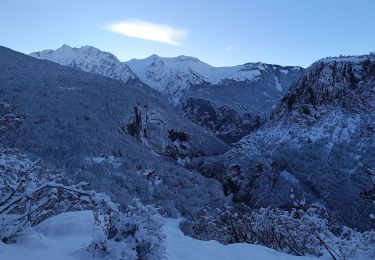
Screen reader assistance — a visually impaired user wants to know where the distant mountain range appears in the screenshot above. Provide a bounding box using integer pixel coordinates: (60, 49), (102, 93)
(30, 45), (304, 142)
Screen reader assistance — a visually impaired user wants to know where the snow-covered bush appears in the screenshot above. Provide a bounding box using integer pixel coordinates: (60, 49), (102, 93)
(89, 199), (166, 260)
(0, 151), (112, 242)
(183, 202), (375, 259)
(0, 151), (166, 259)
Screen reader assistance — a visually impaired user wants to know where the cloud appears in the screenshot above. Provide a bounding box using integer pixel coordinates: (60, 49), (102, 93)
(104, 20), (187, 46)
(226, 45), (233, 51)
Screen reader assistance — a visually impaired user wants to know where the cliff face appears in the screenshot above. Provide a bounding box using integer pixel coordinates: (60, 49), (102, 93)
(276, 56), (375, 121)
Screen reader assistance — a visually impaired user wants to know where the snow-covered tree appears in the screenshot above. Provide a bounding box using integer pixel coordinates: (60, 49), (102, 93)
(0, 152), (112, 242)
(89, 199), (166, 260)
(0, 151), (166, 259)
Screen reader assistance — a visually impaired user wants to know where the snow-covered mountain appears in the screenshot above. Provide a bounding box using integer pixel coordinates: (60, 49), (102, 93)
(126, 54), (294, 99)
(30, 45), (304, 142)
(127, 54), (304, 141)
(1, 46), (229, 218)
(30, 44), (138, 83)
(31, 45), (303, 101)
(202, 53), (375, 230)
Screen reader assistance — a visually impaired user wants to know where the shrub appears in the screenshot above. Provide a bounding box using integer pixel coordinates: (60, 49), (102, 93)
(183, 203), (375, 259)
(0, 151), (166, 259)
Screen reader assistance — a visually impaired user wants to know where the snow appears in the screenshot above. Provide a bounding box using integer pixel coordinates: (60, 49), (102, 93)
(126, 54), (262, 96)
(300, 111), (360, 145)
(274, 75), (283, 91)
(0, 211), (95, 260)
(0, 211), (323, 260)
(85, 155), (121, 167)
(318, 55), (375, 65)
(29, 45), (302, 103)
(30, 45), (137, 83)
(234, 109), (362, 158)
(31, 45), (114, 68)
(280, 69), (289, 75)
(163, 218), (318, 260)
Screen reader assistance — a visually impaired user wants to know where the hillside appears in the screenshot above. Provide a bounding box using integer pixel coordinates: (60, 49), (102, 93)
(0, 46), (229, 217)
(216, 54), (375, 229)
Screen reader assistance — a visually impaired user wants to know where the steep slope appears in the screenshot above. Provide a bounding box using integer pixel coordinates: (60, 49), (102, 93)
(0, 46), (229, 217)
(30, 45), (304, 142)
(204, 54), (375, 230)
(30, 44), (138, 83)
(127, 55), (304, 142)
(179, 64), (303, 142)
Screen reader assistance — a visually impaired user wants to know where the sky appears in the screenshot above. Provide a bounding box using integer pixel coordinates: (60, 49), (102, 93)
(0, 0), (374, 67)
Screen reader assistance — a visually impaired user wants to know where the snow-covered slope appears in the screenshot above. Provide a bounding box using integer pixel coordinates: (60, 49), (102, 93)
(127, 54), (304, 101)
(30, 44), (138, 83)
(0, 211), (95, 260)
(1, 46), (229, 219)
(163, 218), (319, 260)
(0, 211), (321, 260)
(127, 55), (274, 98)
(216, 53), (375, 229)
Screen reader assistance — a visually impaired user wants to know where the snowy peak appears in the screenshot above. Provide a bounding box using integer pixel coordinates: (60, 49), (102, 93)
(126, 54), (303, 99)
(30, 45), (303, 101)
(30, 45), (138, 82)
(126, 54), (214, 96)
(31, 44), (119, 65)
(176, 55), (201, 62)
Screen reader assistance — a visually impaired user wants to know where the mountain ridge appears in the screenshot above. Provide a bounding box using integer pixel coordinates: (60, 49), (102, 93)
(30, 44), (304, 100)
(30, 44), (305, 142)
